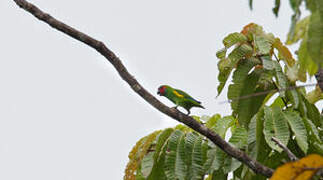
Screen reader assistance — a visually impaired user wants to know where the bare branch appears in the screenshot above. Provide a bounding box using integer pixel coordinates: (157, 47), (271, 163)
(271, 137), (298, 161)
(13, 0), (274, 177)
(316, 68), (323, 91)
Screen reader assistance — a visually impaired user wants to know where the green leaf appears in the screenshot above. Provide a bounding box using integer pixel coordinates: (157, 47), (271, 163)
(262, 56), (275, 70)
(263, 151), (286, 169)
(204, 148), (217, 173)
(217, 58), (232, 96)
(175, 124), (191, 132)
(248, 109), (271, 164)
(164, 130), (186, 180)
(178, 134), (189, 179)
(272, 61), (289, 97)
(283, 111), (308, 153)
(217, 44), (253, 96)
(216, 48), (227, 59)
(286, 16), (310, 45)
(205, 135), (242, 175)
(287, 0), (302, 44)
(223, 157), (242, 174)
(200, 115), (211, 123)
(248, 113), (258, 145)
(303, 117), (321, 143)
(147, 129), (173, 180)
(263, 106), (290, 152)
(191, 135), (207, 180)
(240, 165), (267, 180)
(228, 44), (253, 66)
(270, 97), (286, 108)
(287, 139), (306, 158)
(286, 89), (300, 108)
(228, 60), (268, 127)
(286, 64), (303, 83)
(212, 116), (235, 138)
(249, 0), (253, 10)
(311, 142), (323, 154)
(206, 147), (227, 173)
(208, 169), (227, 180)
(289, 0), (303, 11)
(305, 0), (316, 11)
(303, 96), (321, 127)
(148, 129), (173, 179)
(223, 32), (248, 48)
(255, 35), (272, 54)
(136, 167), (146, 180)
(229, 127), (248, 149)
(272, 0), (281, 17)
(141, 151), (155, 177)
(148, 148), (167, 180)
(154, 129), (174, 161)
(184, 132), (208, 179)
(185, 133), (197, 175)
(298, 37), (319, 76)
(184, 132), (197, 168)
(205, 114), (221, 129)
(307, 9), (323, 67)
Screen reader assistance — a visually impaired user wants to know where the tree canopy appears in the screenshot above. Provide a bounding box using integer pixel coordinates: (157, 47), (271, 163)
(125, 0), (323, 179)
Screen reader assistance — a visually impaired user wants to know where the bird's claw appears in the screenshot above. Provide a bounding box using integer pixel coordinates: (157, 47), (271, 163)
(171, 106), (179, 110)
(186, 110), (191, 115)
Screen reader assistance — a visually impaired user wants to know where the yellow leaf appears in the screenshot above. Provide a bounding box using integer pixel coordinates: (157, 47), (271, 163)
(270, 154), (323, 180)
(306, 85), (323, 104)
(273, 38), (295, 67)
(124, 130), (161, 180)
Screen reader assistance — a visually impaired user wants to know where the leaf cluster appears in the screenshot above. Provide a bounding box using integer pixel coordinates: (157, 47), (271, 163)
(250, 0), (323, 70)
(125, 23), (322, 179)
(125, 0), (323, 177)
(124, 115), (248, 180)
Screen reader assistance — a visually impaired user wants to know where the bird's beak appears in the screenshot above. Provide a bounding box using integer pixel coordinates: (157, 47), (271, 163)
(157, 91), (161, 95)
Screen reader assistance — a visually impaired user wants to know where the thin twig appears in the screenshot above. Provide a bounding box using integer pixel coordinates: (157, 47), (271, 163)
(220, 83), (320, 104)
(13, 0), (274, 177)
(273, 53), (280, 62)
(271, 137), (298, 161)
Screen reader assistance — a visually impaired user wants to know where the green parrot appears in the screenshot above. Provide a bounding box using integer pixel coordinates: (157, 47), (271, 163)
(157, 85), (204, 115)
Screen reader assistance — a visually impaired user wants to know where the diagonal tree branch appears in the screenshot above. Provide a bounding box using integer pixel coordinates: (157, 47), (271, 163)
(13, 0), (274, 177)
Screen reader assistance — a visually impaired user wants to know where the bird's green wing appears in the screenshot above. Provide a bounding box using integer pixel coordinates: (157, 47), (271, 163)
(173, 88), (201, 104)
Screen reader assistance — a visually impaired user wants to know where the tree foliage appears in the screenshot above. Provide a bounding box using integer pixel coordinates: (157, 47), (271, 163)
(125, 1), (323, 179)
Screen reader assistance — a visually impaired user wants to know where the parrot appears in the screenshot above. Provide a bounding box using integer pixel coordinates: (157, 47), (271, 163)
(157, 85), (204, 115)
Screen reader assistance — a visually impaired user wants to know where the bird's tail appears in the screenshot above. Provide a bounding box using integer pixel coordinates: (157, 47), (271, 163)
(198, 104), (205, 109)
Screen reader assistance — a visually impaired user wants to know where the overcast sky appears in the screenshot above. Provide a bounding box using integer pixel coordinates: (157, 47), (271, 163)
(0, 0), (318, 180)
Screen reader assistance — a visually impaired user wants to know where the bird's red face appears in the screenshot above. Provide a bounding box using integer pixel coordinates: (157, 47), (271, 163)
(157, 86), (166, 96)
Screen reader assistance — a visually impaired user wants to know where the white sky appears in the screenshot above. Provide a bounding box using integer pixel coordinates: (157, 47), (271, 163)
(0, 0), (319, 180)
